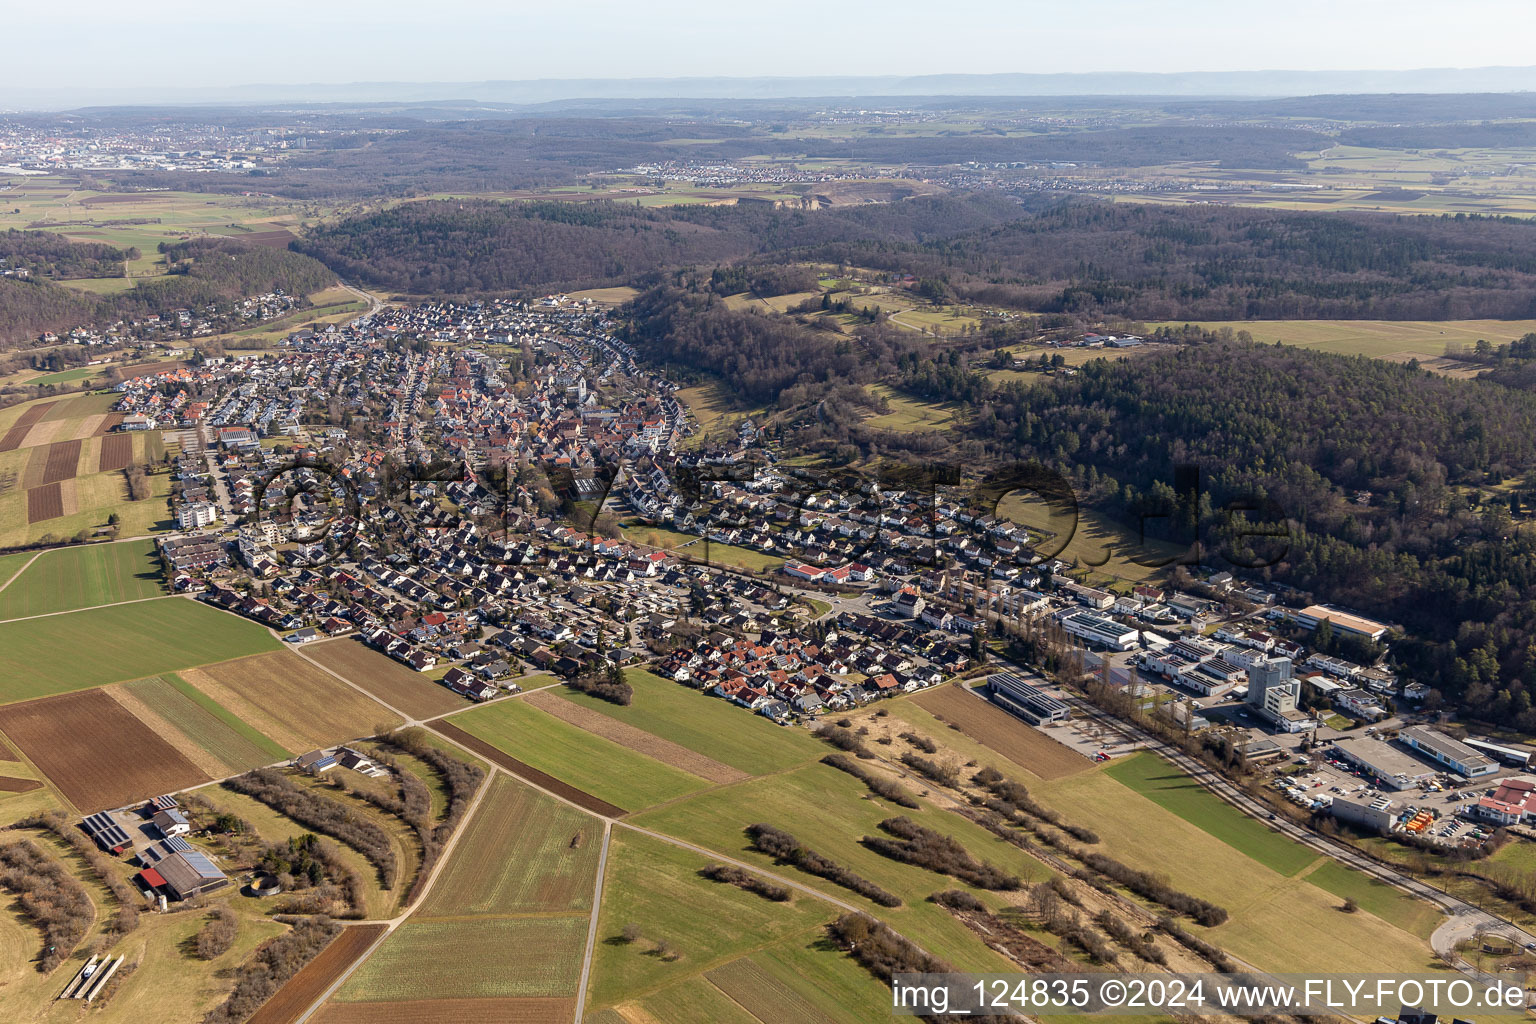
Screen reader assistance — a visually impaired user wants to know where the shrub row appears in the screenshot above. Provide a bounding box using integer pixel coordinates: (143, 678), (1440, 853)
(899, 752), (958, 787)
(814, 723), (874, 759)
(699, 863), (791, 902)
(0, 839), (94, 972)
(1077, 851), (1228, 926)
(900, 731), (938, 754)
(972, 768), (1099, 843)
(821, 754), (919, 808)
(746, 823), (900, 907)
(375, 730), (486, 903)
(1095, 910), (1165, 964)
(202, 916), (342, 1024)
(225, 770), (397, 890)
(24, 811), (139, 933)
(863, 817), (1020, 891)
(827, 913), (1013, 1024)
(1156, 915), (1234, 971)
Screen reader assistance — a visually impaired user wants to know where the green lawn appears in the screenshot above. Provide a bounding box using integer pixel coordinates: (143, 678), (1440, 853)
(1106, 751), (1317, 876)
(556, 670), (824, 776)
(0, 539), (164, 619)
(629, 762), (1047, 972)
(451, 697), (714, 811)
(0, 598), (281, 703)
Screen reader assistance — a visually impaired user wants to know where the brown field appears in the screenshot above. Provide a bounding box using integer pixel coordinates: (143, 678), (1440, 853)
(245, 924), (388, 1024)
(314, 997), (575, 1024)
(105, 683), (228, 778)
(93, 412), (124, 435)
(98, 432), (133, 472)
(0, 402), (56, 451)
(180, 651), (403, 752)
(0, 688), (210, 811)
(433, 721), (627, 817)
(25, 439), (82, 487)
(524, 690), (747, 784)
(71, 413), (105, 439)
(912, 682), (1090, 780)
(243, 229), (299, 247)
(0, 776), (41, 792)
(26, 482), (62, 523)
(301, 638), (467, 719)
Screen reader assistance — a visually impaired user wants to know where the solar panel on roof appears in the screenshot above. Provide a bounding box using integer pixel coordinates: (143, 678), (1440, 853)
(178, 850), (224, 879)
(162, 836), (192, 853)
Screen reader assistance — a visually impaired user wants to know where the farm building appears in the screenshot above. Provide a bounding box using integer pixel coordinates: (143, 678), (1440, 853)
(152, 808), (191, 837)
(81, 812), (132, 854)
(139, 848), (229, 900)
(294, 749), (338, 775)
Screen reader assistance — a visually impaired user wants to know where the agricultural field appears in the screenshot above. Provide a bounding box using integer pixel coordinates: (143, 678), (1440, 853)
(0, 538), (164, 619)
(177, 650), (403, 752)
(566, 286), (641, 305)
(1144, 318), (1536, 364)
(554, 669), (824, 776)
(0, 597), (281, 703)
(908, 682), (1091, 780)
(628, 761), (1049, 972)
(418, 774), (601, 917)
(584, 830), (831, 1010)
(1030, 760), (1440, 972)
(523, 689), (747, 784)
(451, 697), (713, 812)
(122, 674), (291, 771)
(0, 687), (209, 810)
(301, 637), (468, 719)
(431, 721), (626, 818)
(1106, 751), (1318, 876)
(331, 916), (587, 1002)
(245, 924), (388, 1024)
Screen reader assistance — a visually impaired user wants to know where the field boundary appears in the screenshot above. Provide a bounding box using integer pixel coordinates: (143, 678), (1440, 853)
(431, 721), (627, 818)
(524, 690), (748, 785)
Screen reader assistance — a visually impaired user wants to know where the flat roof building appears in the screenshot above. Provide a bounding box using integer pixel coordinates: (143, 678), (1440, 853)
(1059, 611), (1138, 652)
(1333, 737), (1436, 791)
(989, 672), (1070, 724)
(1295, 605), (1389, 642)
(1400, 726), (1498, 778)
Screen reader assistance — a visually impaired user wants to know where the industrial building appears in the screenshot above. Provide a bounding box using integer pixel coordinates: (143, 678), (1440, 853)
(1332, 737), (1436, 791)
(988, 672), (1071, 724)
(1399, 727), (1498, 779)
(1330, 793), (1396, 835)
(1294, 605), (1390, 642)
(1058, 611), (1139, 652)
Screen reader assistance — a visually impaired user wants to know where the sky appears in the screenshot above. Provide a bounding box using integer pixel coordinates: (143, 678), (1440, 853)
(8, 0), (1536, 97)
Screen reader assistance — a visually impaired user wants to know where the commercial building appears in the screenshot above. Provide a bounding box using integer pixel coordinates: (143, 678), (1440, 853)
(1294, 605), (1390, 642)
(1058, 611), (1138, 652)
(1330, 793), (1397, 835)
(1470, 778), (1536, 826)
(988, 672), (1070, 724)
(1332, 737), (1436, 791)
(177, 501), (218, 530)
(1399, 726), (1498, 779)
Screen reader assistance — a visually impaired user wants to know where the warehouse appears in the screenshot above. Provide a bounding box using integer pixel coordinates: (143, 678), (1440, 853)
(1332, 737), (1436, 791)
(1058, 611), (1139, 652)
(1400, 726), (1499, 778)
(1294, 605), (1389, 642)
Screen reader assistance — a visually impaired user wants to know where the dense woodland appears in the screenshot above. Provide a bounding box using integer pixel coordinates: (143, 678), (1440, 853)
(0, 229), (131, 279)
(0, 236), (336, 345)
(291, 194), (1020, 295)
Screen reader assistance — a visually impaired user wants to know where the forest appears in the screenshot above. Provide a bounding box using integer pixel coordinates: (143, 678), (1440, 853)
(290, 194), (1021, 295)
(0, 236), (336, 345)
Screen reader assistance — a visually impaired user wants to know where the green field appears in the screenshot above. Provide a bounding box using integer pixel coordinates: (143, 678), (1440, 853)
(557, 670), (824, 776)
(0, 539), (164, 619)
(1032, 763), (1440, 972)
(26, 364), (107, 384)
(452, 697), (714, 811)
(1144, 318), (1536, 362)
(0, 598), (281, 703)
(863, 384), (958, 432)
(333, 916), (586, 1001)
(418, 774), (601, 917)
(0, 552), (34, 589)
(1299, 859), (1442, 938)
(1106, 752), (1317, 876)
(587, 831), (831, 1008)
(124, 674), (290, 770)
(629, 762), (1047, 972)
(621, 523), (784, 572)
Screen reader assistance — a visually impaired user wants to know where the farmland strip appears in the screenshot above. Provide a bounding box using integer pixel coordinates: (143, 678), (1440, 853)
(524, 689), (748, 784)
(0, 776), (41, 792)
(26, 482), (63, 523)
(705, 958), (839, 1024)
(312, 997), (577, 1024)
(97, 433), (132, 472)
(244, 924), (387, 1024)
(911, 682), (1090, 779)
(433, 721), (627, 818)
(0, 402), (56, 452)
